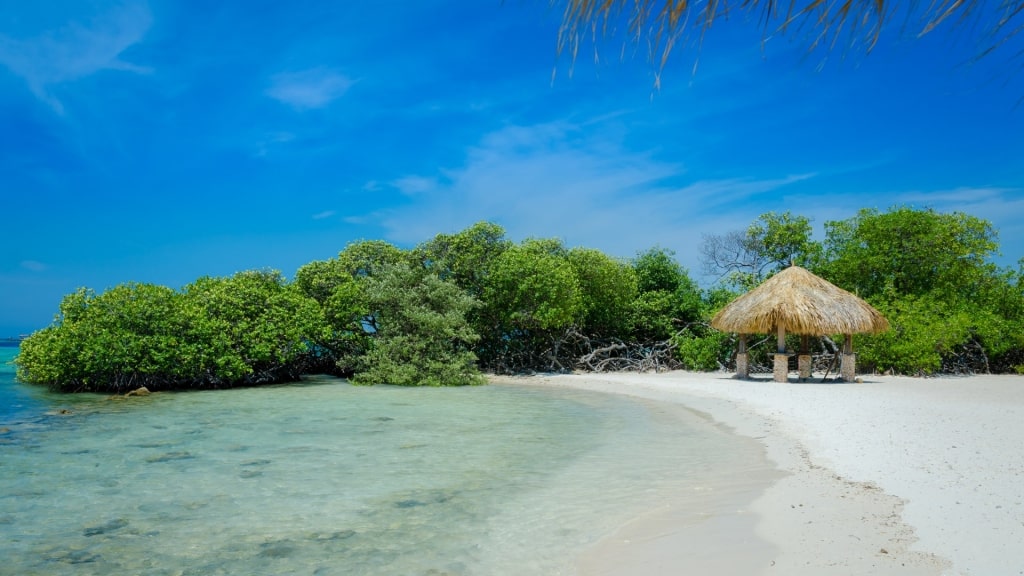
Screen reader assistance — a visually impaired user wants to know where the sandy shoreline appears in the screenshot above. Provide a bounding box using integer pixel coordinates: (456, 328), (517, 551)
(503, 371), (1024, 576)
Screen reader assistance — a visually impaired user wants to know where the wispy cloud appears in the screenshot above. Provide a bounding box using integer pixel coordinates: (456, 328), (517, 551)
(391, 176), (440, 196)
(894, 186), (1020, 210)
(252, 131), (296, 157)
(266, 68), (354, 110)
(0, 1), (152, 113)
(20, 260), (48, 272)
(312, 210), (336, 220)
(372, 121), (810, 271)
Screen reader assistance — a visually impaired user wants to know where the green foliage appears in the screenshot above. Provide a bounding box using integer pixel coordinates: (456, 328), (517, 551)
(675, 329), (730, 372)
(633, 246), (684, 293)
(567, 247), (638, 337)
(336, 239), (409, 278)
(416, 221), (510, 298)
(483, 238), (582, 332)
(694, 207), (1023, 376)
(351, 263), (483, 386)
(856, 290), (1024, 375)
(856, 294), (958, 375)
(294, 258), (351, 305)
(17, 272), (327, 392)
(815, 206), (1019, 374)
(180, 270), (328, 384)
(629, 247), (702, 341)
(18, 284), (186, 390)
(701, 211), (821, 290)
(822, 207), (998, 300)
(18, 210), (1024, 389)
(472, 237), (583, 370)
(295, 257), (370, 372)
(630, 290), (681, 342)
(749, 211), (820, 270)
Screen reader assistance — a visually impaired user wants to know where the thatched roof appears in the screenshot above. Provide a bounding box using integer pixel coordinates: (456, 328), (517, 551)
(711, 266), (889, 335)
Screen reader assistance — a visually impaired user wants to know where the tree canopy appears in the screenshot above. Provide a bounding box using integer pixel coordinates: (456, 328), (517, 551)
(17, 271), (327, 392)
(15, 207), (1024, 392)
(701, 211), (819, 290)
(352, 262), (484, 387)
(697, 206), (1024, 375)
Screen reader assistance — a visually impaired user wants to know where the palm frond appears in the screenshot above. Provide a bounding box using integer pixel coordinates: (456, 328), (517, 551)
(556, 0), (1023, 71)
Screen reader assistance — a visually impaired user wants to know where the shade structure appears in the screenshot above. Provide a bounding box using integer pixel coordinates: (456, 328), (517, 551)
(711, 266), (889, 336)
(711, 266), (888, 382)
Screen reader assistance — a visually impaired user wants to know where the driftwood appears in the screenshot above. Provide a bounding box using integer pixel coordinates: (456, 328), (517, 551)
(481, 328), (684, 375)
(483, 327), (1013, 377)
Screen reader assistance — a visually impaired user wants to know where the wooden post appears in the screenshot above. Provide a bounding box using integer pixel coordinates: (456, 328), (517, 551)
(798, 334), (812, 381)
(841, 334), (856, 381)
(736, 334), (749, 378)
(773, 325), (788, 382)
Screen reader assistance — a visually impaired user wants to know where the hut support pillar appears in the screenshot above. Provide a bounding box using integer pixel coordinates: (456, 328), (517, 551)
(798, 335), (812, 381)
(773, 325), (788, 382)
(736, 334), (749, 379)
(840, 334), (857, 381)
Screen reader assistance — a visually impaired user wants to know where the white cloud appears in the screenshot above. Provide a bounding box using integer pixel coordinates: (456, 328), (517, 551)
(312, 210), (336, 220)
(894, 186), (1020, 213)
(373, 121), (811, 274)
(0, 1), (152, 113)
(20, 260), (48, 272)
(391, 175), (440, 196)
(266, 68), (354, 110)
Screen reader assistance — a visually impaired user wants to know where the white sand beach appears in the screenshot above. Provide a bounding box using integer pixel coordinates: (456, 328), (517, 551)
(514, 371), (1024, 576)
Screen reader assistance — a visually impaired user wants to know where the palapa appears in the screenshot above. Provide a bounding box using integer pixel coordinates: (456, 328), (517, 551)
(711, 265), (888, 382)
(711, 266), (889, 336)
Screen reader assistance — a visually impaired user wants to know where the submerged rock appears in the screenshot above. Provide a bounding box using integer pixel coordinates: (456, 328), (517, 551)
(240, 459), (272, 467)
(125, 387), (151, 397)
(145, 451), (194, 463)
(258, 540), (295, 558)
(49, 549), (101, 564)
(83, 518), (128, 537)
(308, 529), (356, 541)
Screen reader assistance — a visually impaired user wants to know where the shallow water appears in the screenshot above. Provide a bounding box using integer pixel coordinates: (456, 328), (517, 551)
(1, 347), (770, 575)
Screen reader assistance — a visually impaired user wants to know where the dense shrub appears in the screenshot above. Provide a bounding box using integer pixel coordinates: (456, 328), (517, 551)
(16, 208), (1024, 391)
(351, 263), (483, 387)
(17, 272), (326, 392)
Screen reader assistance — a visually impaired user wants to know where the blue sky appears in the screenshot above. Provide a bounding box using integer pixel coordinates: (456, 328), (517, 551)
(2, 1), (1023, 336)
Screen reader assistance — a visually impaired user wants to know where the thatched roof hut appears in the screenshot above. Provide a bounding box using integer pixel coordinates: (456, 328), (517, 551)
(711, 266), (888, 381)
(711, 266), (889, 336)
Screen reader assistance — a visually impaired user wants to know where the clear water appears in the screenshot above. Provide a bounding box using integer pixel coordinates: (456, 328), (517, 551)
(0, 346), (770, 575)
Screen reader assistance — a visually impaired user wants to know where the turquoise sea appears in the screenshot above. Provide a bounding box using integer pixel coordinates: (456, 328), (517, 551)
(0, 344), (772, 575)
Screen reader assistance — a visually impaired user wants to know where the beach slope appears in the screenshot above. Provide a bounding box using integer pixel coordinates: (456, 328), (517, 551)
(530, 371), (1024, 576)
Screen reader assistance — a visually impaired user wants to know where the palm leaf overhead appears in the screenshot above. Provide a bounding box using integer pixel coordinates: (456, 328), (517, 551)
(557, 0), (1023, 75)
(710, 265), (889, 335)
